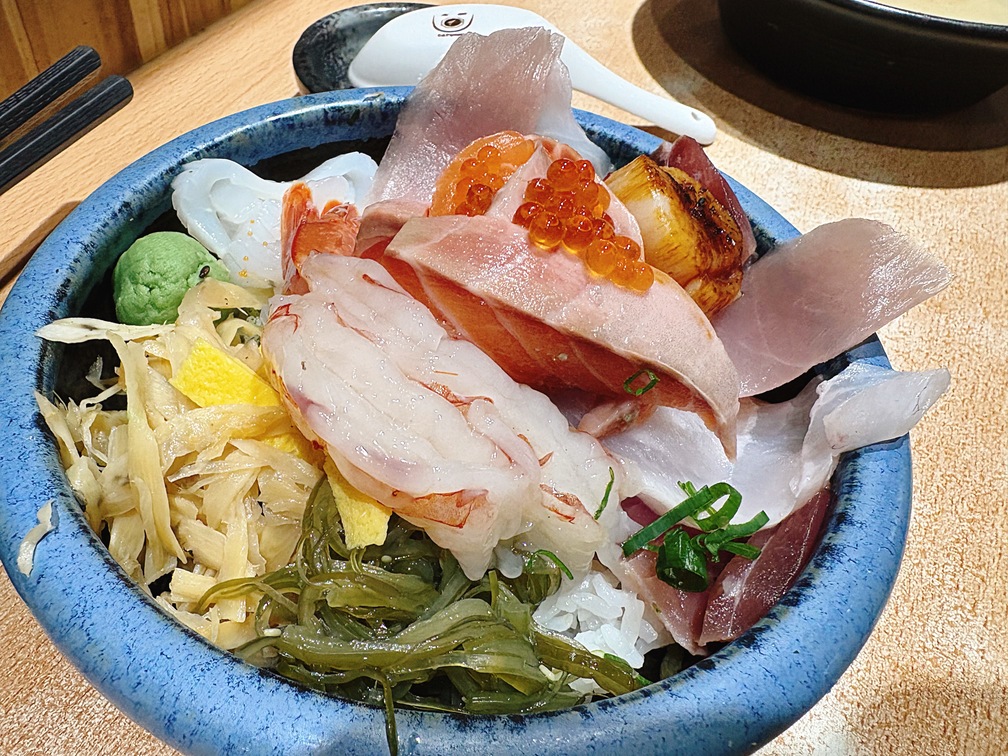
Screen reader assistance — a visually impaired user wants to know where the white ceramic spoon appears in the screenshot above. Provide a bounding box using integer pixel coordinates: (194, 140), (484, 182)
(347, 3), (717, 144)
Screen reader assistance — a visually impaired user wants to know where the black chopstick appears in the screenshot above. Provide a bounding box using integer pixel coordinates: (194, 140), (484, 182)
(0, 46), (102, 150)
(0, 74), (133, 196)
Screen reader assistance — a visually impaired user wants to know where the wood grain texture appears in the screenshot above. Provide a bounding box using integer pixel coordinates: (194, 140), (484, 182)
(0, 0), (37, 97)
(0, 0), (253, 100)
(0, 0), (1005, 754)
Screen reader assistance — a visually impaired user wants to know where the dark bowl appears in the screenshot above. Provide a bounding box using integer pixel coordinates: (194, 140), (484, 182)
(717, 0), (1008, 112)
(0, 88), (911, 755)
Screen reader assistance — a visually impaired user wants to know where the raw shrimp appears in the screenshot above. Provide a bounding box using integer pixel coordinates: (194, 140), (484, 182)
(261, 253), (625, 579)
(280, 182), (361, 294)
(171, 153), (377, 289)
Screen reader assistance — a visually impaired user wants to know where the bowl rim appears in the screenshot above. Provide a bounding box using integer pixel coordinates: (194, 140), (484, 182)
(0, 87), (911, 756)
(823, 0), (1008, 37)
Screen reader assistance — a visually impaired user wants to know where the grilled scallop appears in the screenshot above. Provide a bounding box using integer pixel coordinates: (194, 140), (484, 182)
(606, 155), (747, 316)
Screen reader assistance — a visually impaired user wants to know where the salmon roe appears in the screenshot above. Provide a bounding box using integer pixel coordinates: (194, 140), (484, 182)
(511, 156), (654, 292)
(449, 144), (513, 215)
(611, 257), (655, 292)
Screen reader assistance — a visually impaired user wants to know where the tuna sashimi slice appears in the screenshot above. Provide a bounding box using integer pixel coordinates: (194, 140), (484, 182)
(712, 218), (951, 397)
(380, 214), (741, 454)
(619, 550), (726, 657)
(366, 27), (609, 207)
(699, 488), (832, 646)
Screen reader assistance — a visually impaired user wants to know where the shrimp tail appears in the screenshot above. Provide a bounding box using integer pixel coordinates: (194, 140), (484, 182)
(281, 182), (362, 294)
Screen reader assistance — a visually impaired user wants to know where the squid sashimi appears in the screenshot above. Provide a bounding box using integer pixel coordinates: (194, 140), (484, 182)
(366, 27), (609, 207)
(261, 253), (625, 579)
(377, 213), (740, 454)
(172, 154), (377, 288)
(712, 218), (952, 397)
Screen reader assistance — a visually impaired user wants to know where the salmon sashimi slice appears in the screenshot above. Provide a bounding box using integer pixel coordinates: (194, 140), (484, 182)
(428, 131), (538, 217)
(379, 214), (740, 456)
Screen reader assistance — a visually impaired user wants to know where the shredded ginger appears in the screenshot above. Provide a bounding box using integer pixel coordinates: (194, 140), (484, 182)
(35, 278), (325, 648)
(17, 500), (55, 576)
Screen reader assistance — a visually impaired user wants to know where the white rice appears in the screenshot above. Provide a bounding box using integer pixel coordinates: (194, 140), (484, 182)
(532, 566), (663, 694)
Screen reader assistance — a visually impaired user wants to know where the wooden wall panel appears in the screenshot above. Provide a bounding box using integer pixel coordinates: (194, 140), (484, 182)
(0, 0), (38, 97)
(0, 0), (253, 100)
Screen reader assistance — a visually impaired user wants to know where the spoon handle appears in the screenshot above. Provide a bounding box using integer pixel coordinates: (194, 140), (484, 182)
(562, 42), (716, 145)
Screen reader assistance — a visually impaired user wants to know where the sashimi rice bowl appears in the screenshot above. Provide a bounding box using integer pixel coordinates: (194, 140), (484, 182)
(0, 29), (951, 756)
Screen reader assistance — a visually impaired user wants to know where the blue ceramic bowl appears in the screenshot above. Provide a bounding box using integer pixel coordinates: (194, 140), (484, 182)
(0, 88), (909, 755)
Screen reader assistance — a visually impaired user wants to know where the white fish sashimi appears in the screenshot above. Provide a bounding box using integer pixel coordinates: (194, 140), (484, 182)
(795, 361), (951, 502)
(171, 154), (377, 288)
(712, 218), (951, 397)
(366, 27), (609, 207)
(261, 254), (623, 579)
(606, 362), (949, 528)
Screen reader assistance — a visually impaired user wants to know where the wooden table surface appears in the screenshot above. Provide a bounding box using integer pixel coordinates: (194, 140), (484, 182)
(1, 0), (1005, 753)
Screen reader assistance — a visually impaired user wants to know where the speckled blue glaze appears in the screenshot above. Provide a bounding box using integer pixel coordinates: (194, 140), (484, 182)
(0, 88), (910, 756)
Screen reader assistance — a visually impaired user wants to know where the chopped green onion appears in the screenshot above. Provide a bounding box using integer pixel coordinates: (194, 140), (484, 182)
(528, 549), (573, 580)
(594, 467), (615, 520)
(719, 541), (762, 560)
(655, 529), (709, 592)
(692, 482), (743, 532)
(621, 484), (724, 556)
(623, 368), (659, 396)
(700, 511), (770, 555)
(621, 481), (769, 592)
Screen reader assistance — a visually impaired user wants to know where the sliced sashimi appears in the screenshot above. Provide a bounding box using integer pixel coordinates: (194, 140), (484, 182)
(605, 361), (948, 529)
(354, 198), (427, 260)
(712, 218), (952, 397)
(366, 27), (609, 207)
(261, 254), (622, 579)
(619, 550), (722, 656)
(700, 488), (832, 646)
(794, 361), (951, 503)
(379, 213), (741, 454)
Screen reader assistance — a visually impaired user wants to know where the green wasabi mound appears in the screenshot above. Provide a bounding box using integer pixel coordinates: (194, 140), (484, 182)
(113, 232), (230, 325)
